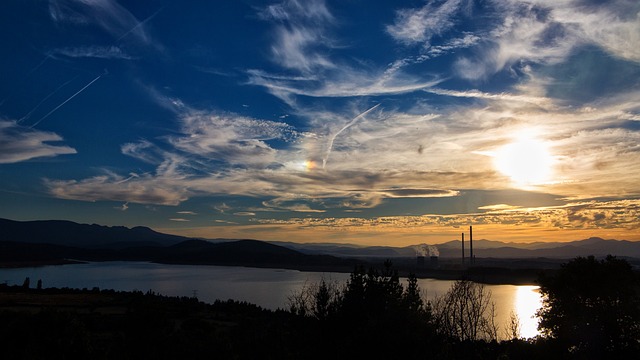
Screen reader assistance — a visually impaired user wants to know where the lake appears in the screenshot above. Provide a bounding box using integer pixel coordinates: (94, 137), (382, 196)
(0, 261), (542, 339)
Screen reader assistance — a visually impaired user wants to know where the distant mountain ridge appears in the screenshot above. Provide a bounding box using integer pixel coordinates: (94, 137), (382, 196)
(0, 218), (355, 270)
(0, 218), (190, 248)
(1, 218), (638, 260)
(272, 237), (640, 259)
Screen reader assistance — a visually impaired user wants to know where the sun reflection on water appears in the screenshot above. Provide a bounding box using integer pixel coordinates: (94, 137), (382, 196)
(514, 285), (542, 339)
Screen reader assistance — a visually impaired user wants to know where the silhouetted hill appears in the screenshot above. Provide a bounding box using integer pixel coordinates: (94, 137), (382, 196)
(274, 237), (640, 259)
(0, 218), (359, 270)
(0, 218), (189, 248)
(271, 241), (402, 257)
(156, 239), (339, 267)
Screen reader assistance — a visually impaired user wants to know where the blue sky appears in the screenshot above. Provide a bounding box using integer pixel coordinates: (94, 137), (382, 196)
(1, 0), (639, 245)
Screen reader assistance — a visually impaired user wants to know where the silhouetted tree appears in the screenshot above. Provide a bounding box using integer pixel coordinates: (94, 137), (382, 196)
(432, 279), (498, 341)
(288, 261), (435, 359)
(537, 255), (640, 359)
(504, 310), (521, 340)
(403, 273), (423, 313)
(289, 278), (341, 320)
(22, 277), (30, 289)
(36, 279), (42, 290)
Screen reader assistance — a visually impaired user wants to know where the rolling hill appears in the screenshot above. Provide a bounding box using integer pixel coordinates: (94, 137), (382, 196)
(0, 218), (188, 248)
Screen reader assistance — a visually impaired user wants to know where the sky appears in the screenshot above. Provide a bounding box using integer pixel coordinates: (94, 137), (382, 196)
(0, 0), (639, 246)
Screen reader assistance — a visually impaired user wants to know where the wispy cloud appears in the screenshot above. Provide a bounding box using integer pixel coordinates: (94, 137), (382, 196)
(248, 68), (443, 100)
(249, 0), (445, 104)
(34, 1), (640, 220)
(214, 203), (231, 214)
(451, 0), (640, 79)
(386, 0), (463, 46)
(42, 72), (640, 211)
(258, 0), (335, 73)
(233, 212), (256, 217)
(259, 199), (640, 232)
(0, 120), (76, 164)
(48, 0), (153, 44)
(169, 111), (299, 167)
(50, 45), (135, 60)
(45, 161), (191, 206)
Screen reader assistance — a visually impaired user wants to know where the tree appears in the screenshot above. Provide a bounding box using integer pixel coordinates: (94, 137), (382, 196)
(504, 310), (521, 340)
(287, 261), (435, 359)
(537, 255), (640, 358)
(288, 278), (341, 320)
(432, 279), (498, 341)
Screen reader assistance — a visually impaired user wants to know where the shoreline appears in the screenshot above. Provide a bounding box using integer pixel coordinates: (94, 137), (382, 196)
(0, 258), (545, 286)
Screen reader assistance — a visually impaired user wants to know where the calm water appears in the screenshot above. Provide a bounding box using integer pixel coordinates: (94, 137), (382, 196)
(0, 262), (542, 339)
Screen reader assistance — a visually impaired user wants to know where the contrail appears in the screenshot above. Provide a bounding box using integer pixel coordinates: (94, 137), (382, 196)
(30, 72), (104, 128)
(322, 103), (380, 169)
(18, 76), (77, 124)
(27, 54), (52, 76)
(0, 55), (52, 108)
(117, 5), (166, 42)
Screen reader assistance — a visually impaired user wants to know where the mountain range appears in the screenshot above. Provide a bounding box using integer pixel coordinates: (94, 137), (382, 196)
(0, 218), (355, 270)
(272, 237), (640, 259)
(2, 218), (639, 261)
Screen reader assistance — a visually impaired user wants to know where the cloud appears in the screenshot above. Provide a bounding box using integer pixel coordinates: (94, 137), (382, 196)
(45, 98), (494, 207)
(43, 74), (640, 209)
(48, 0), (152, 44)
(249, 0), (445, 103)
(424, 87), (552, 107)
(548, 0), (640, 63)
(50, 46), (135, 60)
(451, 0), (640, 80)
(215, 203), (231, 214)
(259, 0), (335, 73)
(258, 199), (640, 231)
(259, 0), (333, 23)
(386, 0), (464, 46)
(380, 188), (460, 198)
(169, 111), (299, 167)
(177, 211), (197, 215)
(115, 202), (129, 211)
(247, 68), (443, 100)
(233, 212), (256, 216)
(478, 204), (522, 211)
(45, 163), (191, 206)
(0, 120), (76, 164)
(169, 218), (189, 222)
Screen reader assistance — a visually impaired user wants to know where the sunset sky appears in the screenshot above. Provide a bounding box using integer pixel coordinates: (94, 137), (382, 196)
(1, 0), (638, 246)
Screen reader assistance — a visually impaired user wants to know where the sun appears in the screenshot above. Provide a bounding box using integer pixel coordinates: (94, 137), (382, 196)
(494, 133), (554, 186)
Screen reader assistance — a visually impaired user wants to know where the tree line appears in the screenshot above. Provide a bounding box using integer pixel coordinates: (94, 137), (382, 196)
(287, 256), (639, 359)
(0, 255), (638, 359)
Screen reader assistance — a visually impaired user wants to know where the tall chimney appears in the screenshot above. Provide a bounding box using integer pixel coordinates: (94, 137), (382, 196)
(470, 225), (473, 265)
(461, 232), (465, 265)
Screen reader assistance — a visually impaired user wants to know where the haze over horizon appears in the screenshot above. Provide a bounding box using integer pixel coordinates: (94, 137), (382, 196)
(1, 0), (639, 246)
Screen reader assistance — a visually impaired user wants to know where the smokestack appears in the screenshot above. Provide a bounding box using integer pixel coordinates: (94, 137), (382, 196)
(430, 256), (438, 268)
(461, 232), (465, 265)
(470, 225), (473, 265)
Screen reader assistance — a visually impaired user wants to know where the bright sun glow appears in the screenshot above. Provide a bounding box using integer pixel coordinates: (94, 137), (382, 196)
(494, 134), (554, 186)
(514, 286), (542, 339)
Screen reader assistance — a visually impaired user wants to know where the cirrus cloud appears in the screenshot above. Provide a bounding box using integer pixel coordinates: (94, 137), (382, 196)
(0, 120), (76, 164)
